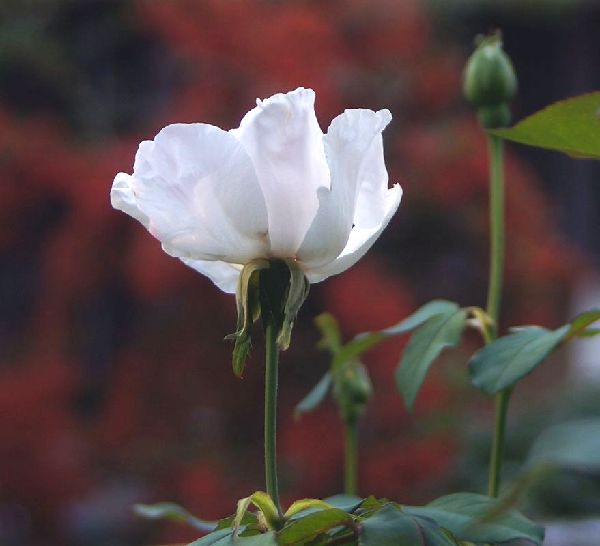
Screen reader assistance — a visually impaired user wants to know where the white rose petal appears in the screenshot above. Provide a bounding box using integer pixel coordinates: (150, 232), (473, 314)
(111, 87), (402, 293)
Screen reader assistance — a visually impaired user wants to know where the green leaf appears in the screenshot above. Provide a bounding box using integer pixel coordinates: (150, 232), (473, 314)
(323, 495), (363, 513)
(359, 504), (457, 546)
(277, 508), (354, 545)
(469, 325), (570, 394)
(315, 313), (343, 354)
(133, 502), (216, 532)
(485, 419), (600, 522)
(489, 92), (600, 159)
(404, 493), (544, 545)
(526, 418), (600, 472)
(396, 308), (468, 410)
(358, 496), (386, 515)
(294, 373), (332, 418)
(215, 511), (257, 531)
(189, 530), (278, 546)
(384, 300), (460, 336)
(188, 528), (232, 545)
(331, 300), (461, 372)
(567, 308), (600, 339)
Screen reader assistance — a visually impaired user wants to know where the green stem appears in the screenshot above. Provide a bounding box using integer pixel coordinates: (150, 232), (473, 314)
(344, 423), (358, 496)
(488, 388), (511, 497)
(264, 318), (282, 516)
(485, 134), (509, 498)
(486, 135), (505, 333)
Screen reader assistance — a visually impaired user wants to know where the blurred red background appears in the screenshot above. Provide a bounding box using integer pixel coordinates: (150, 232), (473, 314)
(1, 1), (599, 545)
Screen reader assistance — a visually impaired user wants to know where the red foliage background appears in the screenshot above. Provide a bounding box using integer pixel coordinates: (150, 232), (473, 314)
(0, 1), (590, 545)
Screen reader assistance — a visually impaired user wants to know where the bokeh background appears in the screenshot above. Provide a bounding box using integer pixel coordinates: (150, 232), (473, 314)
(1, 1), (600, 545)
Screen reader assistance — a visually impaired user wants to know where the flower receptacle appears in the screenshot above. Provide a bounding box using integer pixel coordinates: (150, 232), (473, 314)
(228, 259), (309, 377)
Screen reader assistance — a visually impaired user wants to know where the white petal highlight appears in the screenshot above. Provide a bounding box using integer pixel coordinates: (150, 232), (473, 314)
(231, 87), (329, 257)
(123, 123), (269, 264)
(180, 258), (242, 294)
(110, 172), (150, 229)
(305, 184), (402, 283)
(297, 109), (392, 269)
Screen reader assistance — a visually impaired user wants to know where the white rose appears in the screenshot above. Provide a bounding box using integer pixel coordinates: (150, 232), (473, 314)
(111, 87), (402, 294)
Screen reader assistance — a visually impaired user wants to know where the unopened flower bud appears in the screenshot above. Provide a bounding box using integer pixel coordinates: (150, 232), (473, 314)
(333, 362), (372, 426)
(463, 33), (517, 128)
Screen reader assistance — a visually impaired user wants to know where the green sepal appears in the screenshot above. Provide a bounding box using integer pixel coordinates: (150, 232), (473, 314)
(465, 306), (494, 343)
(284, 498), (335, 519)
(227, 259), (270, 377)
(227, 259), (308, 377)
(233, 491), (281, 535)
(277, 260), (310, 350)
(258, 259), (309, 352)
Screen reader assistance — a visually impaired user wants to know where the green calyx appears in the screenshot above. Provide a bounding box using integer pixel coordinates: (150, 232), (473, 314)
(226, 259), (310, 377)
(463, 32), (517, 128)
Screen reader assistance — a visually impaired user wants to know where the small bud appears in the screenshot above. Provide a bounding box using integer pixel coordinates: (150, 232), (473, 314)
(463, 32), (517, 128)
(333, 362), (372, 426)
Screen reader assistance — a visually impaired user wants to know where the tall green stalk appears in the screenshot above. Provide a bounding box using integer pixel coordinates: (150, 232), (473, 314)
(486, 135), (505, 336)
(486, 134), (509, 498)
(264, 318), (282, 515)
(488, 385), (511, 497)
(344, 423), (358, 496)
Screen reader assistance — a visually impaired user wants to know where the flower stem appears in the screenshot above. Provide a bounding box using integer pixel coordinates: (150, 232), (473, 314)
(264, 318), (282, 516)
(485, 133), (509, 498)
(486, 135), (505, 334)
(344, 423), (358, 496)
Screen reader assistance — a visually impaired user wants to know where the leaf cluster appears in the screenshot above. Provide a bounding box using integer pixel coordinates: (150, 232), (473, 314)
(139, 491), (543, 546)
